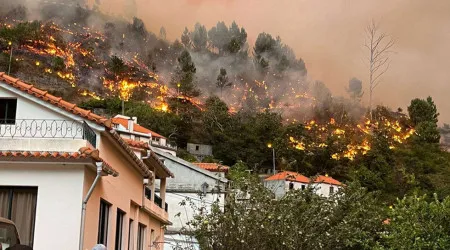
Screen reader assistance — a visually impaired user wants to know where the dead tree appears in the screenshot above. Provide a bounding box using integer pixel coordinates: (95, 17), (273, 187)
(365, 20), (395, 119)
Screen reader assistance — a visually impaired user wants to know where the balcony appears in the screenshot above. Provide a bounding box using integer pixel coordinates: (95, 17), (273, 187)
(145, 187), (168, 212)
(0, 119), (97, 148)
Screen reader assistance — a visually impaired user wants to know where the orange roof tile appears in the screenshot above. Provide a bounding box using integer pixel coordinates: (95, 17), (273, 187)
(112, 117), (165, 138)
(0, 148), (119, 177)
(313, 175), (342, 185)
(193, 163), (229, 173)
(123, 138), (150, 150)
(0, 72), (111, 127)
(265, 171), (310, 183)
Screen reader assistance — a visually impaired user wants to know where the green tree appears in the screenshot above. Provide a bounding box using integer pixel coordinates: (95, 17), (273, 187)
(408, 97), (440, 143)
(171, 50), (200, 97)
(381, 194), (450, 249)
(181, 27), (191, 48)
(188, 181), (385, 250)
(216, 68), (232, 97)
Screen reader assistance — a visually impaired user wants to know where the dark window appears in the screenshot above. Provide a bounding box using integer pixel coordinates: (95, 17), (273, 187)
(115, 209), (125, 250)
(0, 99), (17, 124)
(301, 185), (306, 190)
(98, 200), (111, 246)
(288, 182), (294, 190)
(195, 145), (199, 151)
(0, 186), (37, 247)
(128, 219), (134, 250)
(329, 186), (335, 195)
(137, 223), (146, 250)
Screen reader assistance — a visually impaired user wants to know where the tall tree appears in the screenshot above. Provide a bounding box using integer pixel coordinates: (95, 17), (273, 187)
(171, 50), (200, 97)
(192, 23), (208, 51)
(181, 27), (191, 48)
(216, 68), (232, 97)
(159, 26), (167, 40)
(365, 20), (395, 118)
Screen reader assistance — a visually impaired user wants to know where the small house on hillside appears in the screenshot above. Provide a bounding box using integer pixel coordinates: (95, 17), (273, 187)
(264, 171), (342, 198)
(186, 143), (212, 161)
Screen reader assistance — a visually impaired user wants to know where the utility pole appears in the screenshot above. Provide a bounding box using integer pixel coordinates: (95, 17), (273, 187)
(8, 41), (13, 75)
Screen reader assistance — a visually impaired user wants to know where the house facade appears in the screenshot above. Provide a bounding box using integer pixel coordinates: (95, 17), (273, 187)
(112, 115), (177, 156)
(264, 171), (342, 198)
(186, 143), (212, 161)
(0, 73), (171, 250)
(151, 148), (228, 250)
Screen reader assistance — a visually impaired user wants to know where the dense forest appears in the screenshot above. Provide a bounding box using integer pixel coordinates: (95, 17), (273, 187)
(0, 2), (449, 205)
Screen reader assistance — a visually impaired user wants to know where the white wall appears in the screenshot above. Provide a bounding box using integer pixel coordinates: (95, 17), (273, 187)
(0, 163), (85, 250)
(162, 192), (224, 231)
(312, 183), (341, 197)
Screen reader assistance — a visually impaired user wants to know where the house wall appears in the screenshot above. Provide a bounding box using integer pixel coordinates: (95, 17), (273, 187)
(153, 151), (226, 232)
(162, 192), (224, 232)
(312, 183), (341, 197)
(83, 135), (167, 250)
(0, 163), (85, 250)
(284, 181), (308, 191)
(186, 143), (212, 157)
(263, 180), (286, 199)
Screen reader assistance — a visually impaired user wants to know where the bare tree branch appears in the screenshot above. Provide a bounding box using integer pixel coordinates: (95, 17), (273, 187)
(365, 19), (395, 118)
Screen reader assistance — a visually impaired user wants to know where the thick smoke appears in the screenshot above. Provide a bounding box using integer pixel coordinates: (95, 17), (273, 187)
(101, 0), (450, 123)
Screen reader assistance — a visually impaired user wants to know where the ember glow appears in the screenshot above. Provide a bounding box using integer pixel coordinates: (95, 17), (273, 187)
(289, 117), (416, 161)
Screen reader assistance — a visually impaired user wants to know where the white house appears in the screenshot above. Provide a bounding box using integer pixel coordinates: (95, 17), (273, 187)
(0, 73), (171, 250)
(264, 171), (342, 198)
(151, 148), (228, 250)
(112, 115), (178, 156)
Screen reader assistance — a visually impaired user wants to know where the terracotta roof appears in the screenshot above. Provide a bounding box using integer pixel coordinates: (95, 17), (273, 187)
(313, 175), (342, 185)
(109, 130), (153, 178)
(265, 171), (310, 183)
(123, 138), (150, 149)
(193, 163), (229, 173)
(0, 72), (111, 127)
(112, 117), (165, 138)
(0, 148), (119, 177)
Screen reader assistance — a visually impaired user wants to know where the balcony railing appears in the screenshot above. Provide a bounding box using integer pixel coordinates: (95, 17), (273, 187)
(0, 119), (97, 147)
(145, 187), (168, 212)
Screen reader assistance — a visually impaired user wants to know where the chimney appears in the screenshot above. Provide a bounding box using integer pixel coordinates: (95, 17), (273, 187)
(128, 118), (134, 132)
(132, 117), (137, 123)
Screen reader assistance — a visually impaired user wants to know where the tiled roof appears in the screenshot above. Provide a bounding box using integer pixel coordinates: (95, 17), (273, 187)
(313, 175), (342, 185)
(0, 148), (119, 177)
(109, 130), (153, 178)
(0, 72), (111, 127)
(112, 117), (165, 138)
(193, 163), (229, 173)
(265, 171), (310, 183)
(123, 138), (150, 149)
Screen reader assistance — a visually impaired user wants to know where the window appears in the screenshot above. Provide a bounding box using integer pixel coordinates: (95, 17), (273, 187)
(98, 200), (111, 246)
(137, 223), (146, 250)
(288, 182), (294, 190)
(0, 187), (37, 247)
(150, 229), (155, 248)
(301, 185), (306, 190)
(128, 219), (134, 250)
(329, 186), (335, 195)
(115, 209), (125, 250)
(0, 99), (17, 124)
(195, 145), (199, 151)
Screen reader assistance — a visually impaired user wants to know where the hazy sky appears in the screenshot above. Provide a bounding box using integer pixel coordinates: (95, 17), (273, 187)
(98, 0), (450, 123)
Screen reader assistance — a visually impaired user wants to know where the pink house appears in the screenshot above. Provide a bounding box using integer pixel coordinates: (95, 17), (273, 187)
(0, 73), (172, 250)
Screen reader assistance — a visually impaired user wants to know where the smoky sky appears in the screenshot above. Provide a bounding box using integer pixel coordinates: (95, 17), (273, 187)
(68, 0), (450, 123)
